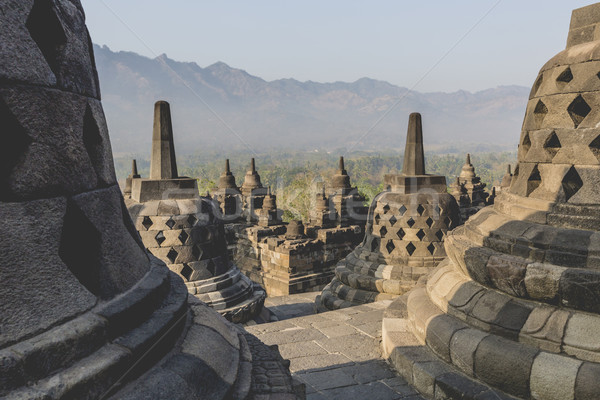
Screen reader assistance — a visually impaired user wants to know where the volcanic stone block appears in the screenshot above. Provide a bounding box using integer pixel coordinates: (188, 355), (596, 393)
(530, 352), (580, 400)
(474, 335), (538, 398)
(575, 362), (600, 400)
(524, 263), (566, 302)
(486, 255), (528, 297)
(0, 88), (107, 200)
(0, 197), (96, 348)
(449, 328), (488, 376)
(68, 186), (149, 298)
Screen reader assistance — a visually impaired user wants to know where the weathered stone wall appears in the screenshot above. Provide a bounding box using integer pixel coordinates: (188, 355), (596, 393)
(230, 223), (362, 296)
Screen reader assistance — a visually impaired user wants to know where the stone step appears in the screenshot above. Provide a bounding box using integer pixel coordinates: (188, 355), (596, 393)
(219, 287), (267, 324)
(382, 299), (518, 400)
(318, 278), (396, 311)
(187, 266), (243, 294)
(197, 273), (255, 310)
(4, 271), (188, 399)
(0, 258), (173, 396)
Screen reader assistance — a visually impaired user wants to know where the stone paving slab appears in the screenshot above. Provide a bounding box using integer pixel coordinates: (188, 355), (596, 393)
(246, 299), (425, 399)
(264, 292), (320, 321)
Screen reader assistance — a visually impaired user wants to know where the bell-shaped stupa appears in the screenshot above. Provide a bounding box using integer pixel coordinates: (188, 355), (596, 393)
(382, 4), (600, 398)
(126, 101), (266, 323)
(317, 113), (460, 310)
(0, 2), (298, 398)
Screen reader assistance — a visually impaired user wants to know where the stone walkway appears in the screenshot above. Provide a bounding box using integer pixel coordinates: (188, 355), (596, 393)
(263, 292), (319, 321)
(246, 296), (424, 400)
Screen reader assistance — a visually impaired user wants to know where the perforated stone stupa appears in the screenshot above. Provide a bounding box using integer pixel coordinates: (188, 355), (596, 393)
(382, 5), (600, 398)
(317, 113), (460, 310)
(126, 101), (265, 323)
(0, 2), (300, 398)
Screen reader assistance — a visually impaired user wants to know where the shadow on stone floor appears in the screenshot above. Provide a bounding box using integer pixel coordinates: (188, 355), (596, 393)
(294, 359), (422, 400)
(267, 302), (317, 321)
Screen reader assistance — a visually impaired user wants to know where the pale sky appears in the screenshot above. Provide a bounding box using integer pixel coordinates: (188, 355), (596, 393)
(81, 0), (593, 92)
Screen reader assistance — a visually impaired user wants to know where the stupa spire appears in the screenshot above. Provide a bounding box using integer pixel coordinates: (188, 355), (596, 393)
(402, 113), (426, 175)
(339, 156), (346, 173)
(149, 101), (178, 179)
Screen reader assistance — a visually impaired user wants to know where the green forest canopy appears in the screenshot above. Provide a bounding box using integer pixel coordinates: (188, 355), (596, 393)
(115, 150), (516, 222)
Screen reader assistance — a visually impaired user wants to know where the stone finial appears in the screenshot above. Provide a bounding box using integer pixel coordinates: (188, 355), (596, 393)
(225, 159), (231, 173)
(339, 156), (346, 173)
(124, 159), (141, 198)
(567, 3), (600, 48)
(501, 164), (513, 188)
(149, 101), (178, 180)
(466, 153), (471, 165)
(132, 159), (140, 177)
(251, 157), (256, 172)
(402, 113), (426, 176)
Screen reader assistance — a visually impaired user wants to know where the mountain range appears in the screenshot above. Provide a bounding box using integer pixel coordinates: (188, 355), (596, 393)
(93, 44), (529, 156)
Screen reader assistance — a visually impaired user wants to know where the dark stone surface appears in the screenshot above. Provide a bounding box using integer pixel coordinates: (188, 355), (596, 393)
(0, 1), (298, 398)
(0, 197), (96, 348)
(0, 0), (100, 98)
(559, 268), (600, 314)
(574, 362), (600, 400)
(434, 372), (490, 400)
(150, 101), (178, 180)
(425, 315), (468, 363)
(474, 335), (538, 398)
(68, 186), (149, 299)
(0, 88), (116, 200)
(402, 113), (425, 175)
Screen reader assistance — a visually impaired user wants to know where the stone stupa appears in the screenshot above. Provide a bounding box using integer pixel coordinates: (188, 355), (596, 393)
(382, 4), (600, 398)
(213, 159), (244, 221)
(317, 113), (460, 310)
(449, 153), (490, 220)
(126, 101), (266, 324)
(240, 158), (268, 221)
(0, 2), (299, 398)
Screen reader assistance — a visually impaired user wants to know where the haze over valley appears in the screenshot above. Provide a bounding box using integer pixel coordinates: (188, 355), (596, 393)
(94, 45), (529, 157)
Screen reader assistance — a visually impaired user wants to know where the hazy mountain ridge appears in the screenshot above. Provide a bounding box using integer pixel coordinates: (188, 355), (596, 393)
(94, 44), (529, 155)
